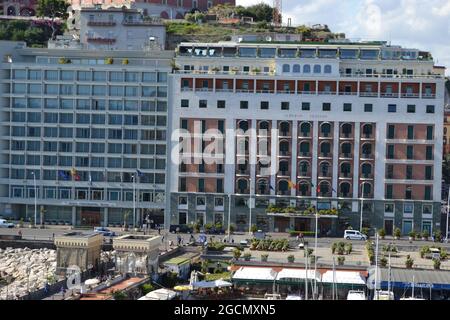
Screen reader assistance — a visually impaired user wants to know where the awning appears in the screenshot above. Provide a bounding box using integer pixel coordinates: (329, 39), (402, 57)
(192, 280), (232, 289)
(140, 288), (177, 300)
(379, 269), (450, 291)
(321, 271), (366, 286)
(232, 267), (278, 283)
(276, 268), (322, 283)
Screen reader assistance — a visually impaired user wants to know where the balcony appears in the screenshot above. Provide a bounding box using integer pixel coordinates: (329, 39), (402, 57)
(87, 20), (116, 26)
(360, 92), (378, 97)
(339, 91), (358, 96)
(298, 152), (311, 158)
(339, 172), (352, 179)
(86, 37), (116, 44)
(318, 91), (337, 95)
(422, 93), (436, 99)
(278, 171), (290, 177)
(361, 153), (374, 160)
(339, 153), (353, 159)
(298, 172), (311, 178)
(380, 93), (399, 98)
(401, 93), (420, 98)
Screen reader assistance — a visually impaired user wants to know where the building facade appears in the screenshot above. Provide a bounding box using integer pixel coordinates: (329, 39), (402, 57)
(0, 41), (173, 227)
(70, 7), (166, 51)
(169, 41), (445, 236)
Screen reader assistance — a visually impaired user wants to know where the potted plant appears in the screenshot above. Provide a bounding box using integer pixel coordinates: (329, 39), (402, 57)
(408, 231), (416, 242)
(345, 243), (352, 255)
(331, 242), (337, 254)
(17, 218), (24, 228)
(433, 231), (443, 243)
(440, 249), (448, 260)
(378, 229), (386, 240)
(361, 227), (370, 239)
(422, 230), (429, 241)
(380, 256), (388, 267)
(394, 228), (401, 240)
(287, 255), (295, 263)
(233, 248), (242, 260)
(433, 258), (441, 270)
(210, 66), (220, 74)
(122, 210), (130, 231)
(420, 246), (430, 259)
(243, 253), (252, 261)
(122, 58), (129, 65)
(261, 254), (269, 262)
(304, 248), (313, 257)
(29, 217), (35, 228)
(337, 242), (345, 255)
(337, 256), (345, 266)
(405, 255), (414, 269)
(105, 58), (114, 65)
(251, 67), (261, 75)
(250, 224), (258, 233)
(58, 58), (71, 64)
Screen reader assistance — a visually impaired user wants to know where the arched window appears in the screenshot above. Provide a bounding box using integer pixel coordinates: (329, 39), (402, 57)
(278, 180), (289, 194)
(238, 160), (248, 173)
(340, 182), (351, 197)
(298, 181), (309, 196)
(279, 141), (290, 155)
(313, 65), (321, 73)
(299, 141), (310, 156)
(257, 179), (268, 194)
(324, 65), (332, 73)
(362, 183), (372, 197)
(293, 64), (301, 73)
(320, 161), (330, 177)
(299, 161), (309, 175)
(237, 178), (248, 193)
(279, 121), (290, 136)
(320, 142), (331, 157)
(282, 64), (290, 73)
(238, 120), (249, 131)
(318, 181), (330, 196)
(303, 64), (311, 73)
(362, 124), (373, 137)
(279, 160), (289, 173)
(361, 163), (372, 177)
(362, 143), (372, 157)
(321, 123), (331, 136)
(341, 142), (352, 156)
(300, 122), (311, 137)
(341, 162), (351, 176)
(341, 123), (352, 137)
(259, 121), (269, 130)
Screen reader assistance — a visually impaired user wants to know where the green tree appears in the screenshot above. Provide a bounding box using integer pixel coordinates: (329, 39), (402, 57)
(36, 0), (69, 40)
(237, 3), (275, 22)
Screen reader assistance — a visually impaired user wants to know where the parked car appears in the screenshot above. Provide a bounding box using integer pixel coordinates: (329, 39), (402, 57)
(344, 230), (367, 241)
(0, 219), (14, 228)
(93, 227), (116, 237)
(169, 224), (193, 233)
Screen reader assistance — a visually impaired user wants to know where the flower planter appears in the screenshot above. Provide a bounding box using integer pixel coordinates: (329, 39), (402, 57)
(395, 236), (400, 240)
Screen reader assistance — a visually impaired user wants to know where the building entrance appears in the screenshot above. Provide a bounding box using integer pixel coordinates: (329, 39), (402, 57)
(80, 207), (101, 226)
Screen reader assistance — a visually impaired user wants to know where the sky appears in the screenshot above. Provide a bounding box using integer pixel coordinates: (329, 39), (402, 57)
(236, 0), (450, 75)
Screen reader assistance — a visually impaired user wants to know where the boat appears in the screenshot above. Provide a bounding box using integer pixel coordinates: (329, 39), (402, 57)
(347, 290), (366, 300)
(286, 295), (303, 300)
(400, 276), (425, 300)
(264, 293), (282, 300)
(374, 290), (395, 300)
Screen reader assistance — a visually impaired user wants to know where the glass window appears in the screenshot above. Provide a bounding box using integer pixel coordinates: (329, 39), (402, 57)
(78, 71), (91, 81)
(77, 85), (91, 95)
(142, 72), (156, 82)
(142, 86), (157, 97)
(45, 70), (58, 80)
(61, 70), (74, 81)
(92, 85), (106, 96)
(125, 72), (139, 82)
(303, 65), (311, 73)
(110, 71), (123, 82)
(109, 86), (123, 96)
(29, 84), (42, 94)
(157, 72), (167, 83)
(93, 71), (106, 81)
(76, 99), (90, 110)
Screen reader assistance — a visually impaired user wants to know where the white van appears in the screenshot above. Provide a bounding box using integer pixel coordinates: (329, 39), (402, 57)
(0, 219), (15, 228)
(344, 230), (367, 241)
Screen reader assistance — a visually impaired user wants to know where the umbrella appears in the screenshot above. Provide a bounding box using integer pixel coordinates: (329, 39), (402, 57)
(84, 278), (100, 286)
(192, 279), (232, 289)
(213, 280), (232, 288)
(174, 285), (192, 291)
(145, 289), (177, 300)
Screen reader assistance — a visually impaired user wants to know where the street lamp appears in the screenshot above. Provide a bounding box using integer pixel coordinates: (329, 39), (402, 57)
(31, 171), (37, 227)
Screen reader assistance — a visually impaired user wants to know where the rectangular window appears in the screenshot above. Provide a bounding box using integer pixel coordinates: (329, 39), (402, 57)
(343, 103), (352, 112)
(424, 186), (431, 200)
(426, 105), (435, 114)
(240, 101), (248, 109)
(407, 125), (414, 140)
(426, 146), (433, 160)
(322, 103), (331, 111)
(426, 126), (433, 140)
(406, 145), (413, 160)
(302, 102), (310, 111)
(198, 178), (205, 192)
(388, 104), (397, 113)
(364, 104), (373, 112)
(180, 99), (189, 108)
(387, 145), (395, 159)
(387, 125), (395, 139)
(281, 102), (289, 110)
(261, 101), (269, 110)
(406, 165), (413, 180)
(386, 185), (393, 199)
(407, 105), (415, 113)
(425, 166), (433, 180)
(217, 100), (226, 109)
(216, 179), (224, 193)
(199, 100), (207, 108)
(386, 164), (393, 179)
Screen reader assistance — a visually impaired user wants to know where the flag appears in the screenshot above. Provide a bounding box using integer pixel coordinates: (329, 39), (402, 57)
(58, 170), (70, 181)
(136, 169), (144, 178)
(70, 168), (80, 181)
(269, 184), (275, 191)
(332, 187), (337, 194)
(288, 180), (297, 190)
(317, 185), (321, 194)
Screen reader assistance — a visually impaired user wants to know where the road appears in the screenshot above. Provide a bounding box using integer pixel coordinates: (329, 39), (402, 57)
(0, 226), (449, 250)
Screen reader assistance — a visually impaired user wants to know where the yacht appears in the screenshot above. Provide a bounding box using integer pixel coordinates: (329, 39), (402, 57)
(347, 290), (366, 300)
(373, 290), (395, 300)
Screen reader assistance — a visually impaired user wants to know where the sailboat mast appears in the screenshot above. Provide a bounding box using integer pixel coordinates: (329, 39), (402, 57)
(374, 233), (379, 297)
(412, 275), (415, 299)
(305, 247), (308, 300)
(388, 252), (391, 295)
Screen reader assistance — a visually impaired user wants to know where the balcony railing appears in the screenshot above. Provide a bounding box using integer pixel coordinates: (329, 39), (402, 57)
(380, 93), (399, 98)
(401, 93), (420, 98)
(87, 21), (116, 26)
(360, 92), (378, 97)
(86, 37), (116, 44)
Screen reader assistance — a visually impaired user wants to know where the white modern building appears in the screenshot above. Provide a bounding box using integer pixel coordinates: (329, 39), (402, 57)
(168, 40), (445, 236)
(0, 41), (173, 227)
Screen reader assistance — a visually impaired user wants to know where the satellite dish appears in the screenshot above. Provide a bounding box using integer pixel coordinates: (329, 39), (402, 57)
(266, 36), (272, 42)
(238, 37), (243, 43)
